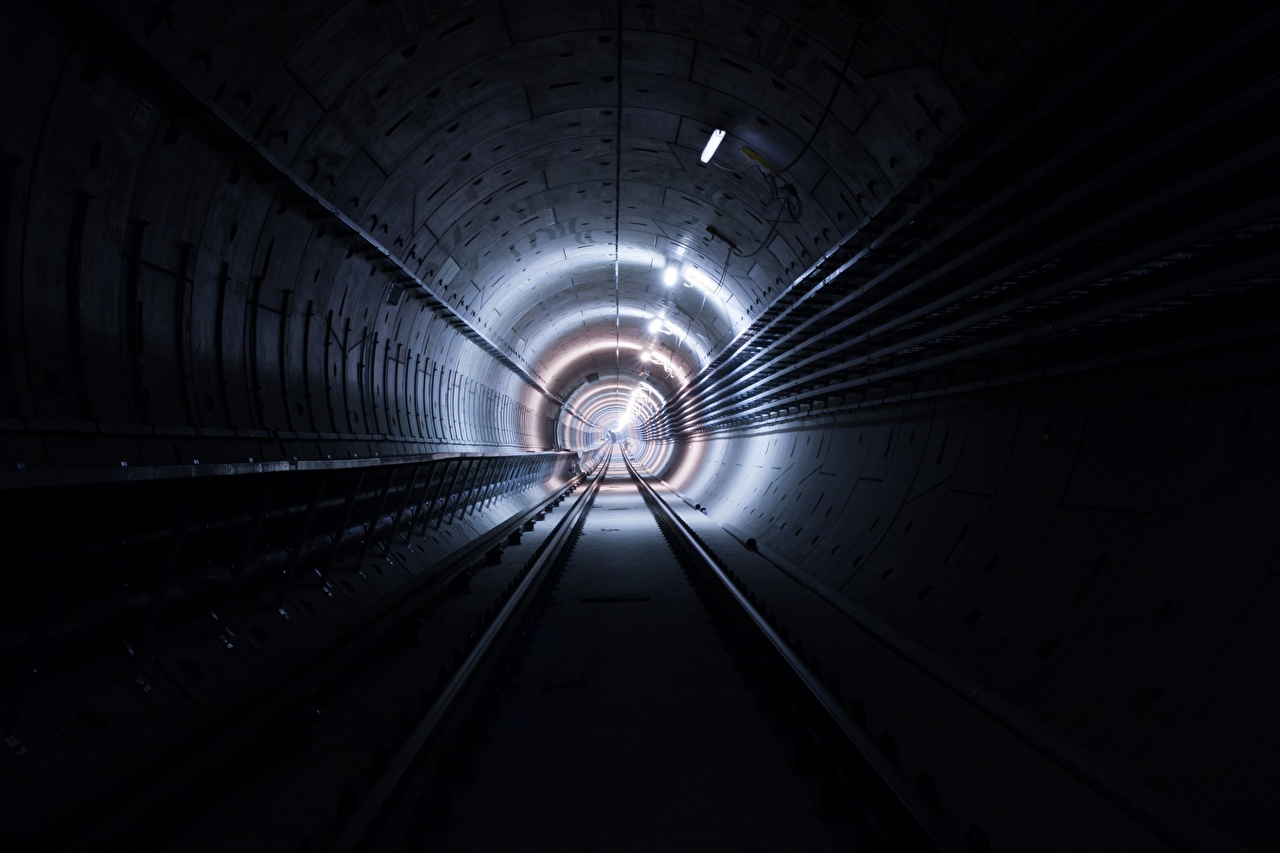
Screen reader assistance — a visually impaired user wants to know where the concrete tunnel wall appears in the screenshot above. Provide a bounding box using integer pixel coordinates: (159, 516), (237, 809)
(0, 9), (559, 471)
(2, 1), (1279, 849)
(1, 0), (1082, 469)
(662, 340), (1280, 845)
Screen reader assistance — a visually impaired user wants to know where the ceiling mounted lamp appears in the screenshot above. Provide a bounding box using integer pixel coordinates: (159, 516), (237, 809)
(700, 128), (726, 163)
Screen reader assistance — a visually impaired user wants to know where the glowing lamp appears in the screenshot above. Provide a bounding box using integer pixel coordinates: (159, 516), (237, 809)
(700, 128), (726, 163)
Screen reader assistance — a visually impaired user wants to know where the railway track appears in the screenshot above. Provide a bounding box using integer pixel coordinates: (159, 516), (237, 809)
(40, 451), (958, 851)
(177, 450), (952, 852)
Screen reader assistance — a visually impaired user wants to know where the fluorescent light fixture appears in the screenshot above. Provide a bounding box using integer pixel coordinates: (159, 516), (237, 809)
(700, 129), (726, 163)
(662, 266), (678, 286)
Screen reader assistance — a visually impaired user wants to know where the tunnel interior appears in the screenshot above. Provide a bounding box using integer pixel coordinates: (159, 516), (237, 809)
(2, 1), (1279, 850)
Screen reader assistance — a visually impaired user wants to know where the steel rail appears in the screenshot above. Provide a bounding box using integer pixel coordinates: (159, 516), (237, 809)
(719, 531), (1251, 853)
(632, 463), (1251, 853)
(622, 453), (965, 853)
(51, 464), (585, 852)
(330, 450), (611, 852)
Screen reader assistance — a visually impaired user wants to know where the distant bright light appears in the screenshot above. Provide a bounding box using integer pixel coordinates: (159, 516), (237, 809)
(662, 266), (678, 286)
(641, 350), (653, 361)
(700, 129), (727, 163)
(648, 318), (663, 333)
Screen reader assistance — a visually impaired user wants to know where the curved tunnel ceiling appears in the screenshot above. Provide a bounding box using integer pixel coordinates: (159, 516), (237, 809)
(118, 0), (1078, 442)
(8, 3), (1280, 848)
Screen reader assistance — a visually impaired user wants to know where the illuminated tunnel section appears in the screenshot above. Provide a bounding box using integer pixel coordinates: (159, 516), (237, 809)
(3, 2), (1280, 851)
(558, 377), (673, 474)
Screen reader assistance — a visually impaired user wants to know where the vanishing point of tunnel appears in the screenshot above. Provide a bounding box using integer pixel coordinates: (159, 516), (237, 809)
(1, 1), (1278, 850)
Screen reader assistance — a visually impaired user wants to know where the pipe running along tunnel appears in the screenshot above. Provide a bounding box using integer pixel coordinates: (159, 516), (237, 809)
(1, 1), (1279, 850)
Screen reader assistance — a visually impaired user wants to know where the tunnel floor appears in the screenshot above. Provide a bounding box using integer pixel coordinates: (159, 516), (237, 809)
(423, 461), (851, 851)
